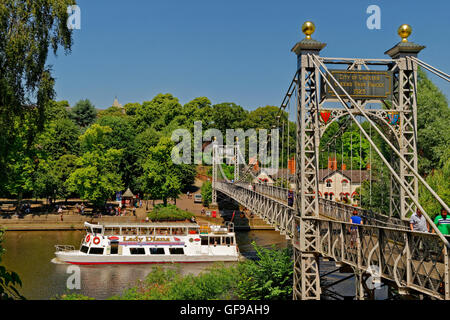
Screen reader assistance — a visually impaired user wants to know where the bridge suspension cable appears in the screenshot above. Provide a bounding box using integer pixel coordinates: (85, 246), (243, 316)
(408, 56), (450, 82)
(309, 53), (450, 246)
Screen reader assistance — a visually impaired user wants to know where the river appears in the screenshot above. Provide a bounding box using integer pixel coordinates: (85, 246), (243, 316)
(2, 230), (367, 300)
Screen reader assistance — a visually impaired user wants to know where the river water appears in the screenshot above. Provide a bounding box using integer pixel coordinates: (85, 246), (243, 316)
(2, 230), (364, 300)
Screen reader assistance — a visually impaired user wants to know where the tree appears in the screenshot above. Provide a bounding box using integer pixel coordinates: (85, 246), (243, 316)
(139, 137), (184, 206)
(66, 124), (123, 207)
(212, 102), (248, 135)
(134, 94), (182, 132)
(96, 115), (139, 189)
(0, 0), (74, 184)
(97, 106), (125, 118)
(237, 243), (293, 300)
(419, 158), (450, 220)
(201, 181), (212, 207)
(37, 117), (81, 159)
(69, 99), (97, 128)
(417, 68), (450, 175)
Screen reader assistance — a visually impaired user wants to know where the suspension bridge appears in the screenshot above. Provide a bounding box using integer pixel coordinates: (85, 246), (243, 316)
(211, 22), (450, 300)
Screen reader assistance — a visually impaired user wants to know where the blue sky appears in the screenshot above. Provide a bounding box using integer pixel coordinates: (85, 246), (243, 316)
(48, 0), (450, 110)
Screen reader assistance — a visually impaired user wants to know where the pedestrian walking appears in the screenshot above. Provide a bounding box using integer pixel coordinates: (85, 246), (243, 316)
(432, 208), (450, 235)
(58, 206), (63, 221)
(349, 209), (363, 249)
(410, 209), (429, 232)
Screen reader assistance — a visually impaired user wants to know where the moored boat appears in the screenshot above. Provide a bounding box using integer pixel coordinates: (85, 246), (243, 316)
(55, 221), (239, 264)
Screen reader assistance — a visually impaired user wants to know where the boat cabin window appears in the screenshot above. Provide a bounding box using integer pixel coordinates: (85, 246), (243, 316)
(92, 227), (103, 235)
(156, 228), (169, 235)
(188, 228), (199, 235)
(89, 247), (104, 255)
(224, 237), (233, 245)
(104, 227), (120, 235)
(201, 236), (208, 246)
(123, 227), (137, 235)
(130, 248), (145, 255)
(169, 248), (184, 255)
(172, 228), (186, 235)
(80, 245), (89, 253)
(142, 228), (154, 236)
(149, 248), (165, 255)
(209, 237), (221, 245)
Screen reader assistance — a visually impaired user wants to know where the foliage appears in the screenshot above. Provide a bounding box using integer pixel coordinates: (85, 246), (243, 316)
(110, 264), (238, 300)
(0, 229), (25, 300)
(69, 99), (97, 128)
(58, 293), (95, 300)
(138, 137), (184, 205)
(417, 68), (450, 175)
(219, 164), (235, 181)
(97, 106), (125, 118)
(66, 124), (124, 206)
(201, 181), (212, 207)
(357, 158), (390, 215)
(236, 242), (293, 300)
(147, 204), (194, 221)
(0, 0), (74, 191)
(419, 158), (450, 220)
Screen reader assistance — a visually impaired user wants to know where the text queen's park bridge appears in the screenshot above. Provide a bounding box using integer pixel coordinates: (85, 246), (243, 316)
(211, 22), (450, 300)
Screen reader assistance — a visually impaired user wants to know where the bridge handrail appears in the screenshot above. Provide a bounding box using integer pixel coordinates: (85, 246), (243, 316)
(292, 216), (449, 300)
(240, 182), (407, 229)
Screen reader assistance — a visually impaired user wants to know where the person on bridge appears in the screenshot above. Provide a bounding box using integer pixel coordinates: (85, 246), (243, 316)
(432, 208), (450, 236)
(409, 209), (429, 233)
(349, 210), (363, 249)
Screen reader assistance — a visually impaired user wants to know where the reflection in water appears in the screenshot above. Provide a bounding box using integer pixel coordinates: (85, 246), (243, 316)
(3, 230), (360, 300)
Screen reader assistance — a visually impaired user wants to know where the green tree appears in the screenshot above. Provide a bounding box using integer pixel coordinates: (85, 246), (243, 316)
(212, 102), (248, 135)
(419, 158), (450, 220)
(139, 137), (183, 205)
(66, 124), (123, 207)
(0, 0), (74, 186)
(237, 243), (293, 300)
(201, 181), (212, 207)
(69, 99), (97, 128)
(97, 106), (125, 118)
(37, 117), (81, 159)
(417, 68), (450, 175)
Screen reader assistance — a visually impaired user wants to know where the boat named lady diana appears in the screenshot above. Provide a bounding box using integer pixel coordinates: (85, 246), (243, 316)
(54, 221), (239, 264)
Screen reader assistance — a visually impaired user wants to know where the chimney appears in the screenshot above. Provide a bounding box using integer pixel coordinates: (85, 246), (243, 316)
(288, 157), (295, 174)
(328, 157), (337, 171)
(366, 163), (371, 170)
(341, 163), (347, 170)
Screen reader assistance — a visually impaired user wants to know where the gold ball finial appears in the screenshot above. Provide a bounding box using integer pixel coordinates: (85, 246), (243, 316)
(302, 21), (315, 40)
(398, 24), (412, 42)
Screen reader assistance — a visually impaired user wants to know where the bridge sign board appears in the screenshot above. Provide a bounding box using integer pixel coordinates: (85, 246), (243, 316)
(323, 70), (393, 100)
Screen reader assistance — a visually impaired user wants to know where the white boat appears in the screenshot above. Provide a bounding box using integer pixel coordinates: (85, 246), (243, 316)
(54, 221), (239, 265)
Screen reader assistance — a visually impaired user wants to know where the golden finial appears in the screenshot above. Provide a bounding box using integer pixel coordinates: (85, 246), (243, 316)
(398, 24), (412, 43)
(302, 21), (315, 40)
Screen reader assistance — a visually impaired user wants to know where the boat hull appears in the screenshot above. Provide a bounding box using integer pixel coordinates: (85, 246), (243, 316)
(55, 251), (239, 265)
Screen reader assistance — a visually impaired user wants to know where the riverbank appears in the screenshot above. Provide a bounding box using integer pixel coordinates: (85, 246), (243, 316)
(1, 189), (274, 231)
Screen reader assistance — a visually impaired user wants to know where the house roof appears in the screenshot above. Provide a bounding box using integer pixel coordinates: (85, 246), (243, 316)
(319, 169), (371, 184)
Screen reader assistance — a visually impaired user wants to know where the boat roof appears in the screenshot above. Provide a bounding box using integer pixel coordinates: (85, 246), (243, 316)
(85, 222), (201, 228)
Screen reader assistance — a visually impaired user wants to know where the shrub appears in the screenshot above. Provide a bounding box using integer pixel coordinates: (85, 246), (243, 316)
(147, 204), (194, 222)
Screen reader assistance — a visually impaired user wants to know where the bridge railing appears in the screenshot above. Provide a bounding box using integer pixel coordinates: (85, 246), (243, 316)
(246, 182), (408, 229)
(293, 216), (449, 299)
